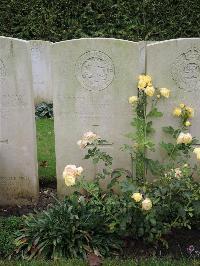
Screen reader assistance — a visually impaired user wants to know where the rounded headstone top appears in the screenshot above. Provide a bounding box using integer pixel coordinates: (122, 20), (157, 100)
(171, 47), (200, 92)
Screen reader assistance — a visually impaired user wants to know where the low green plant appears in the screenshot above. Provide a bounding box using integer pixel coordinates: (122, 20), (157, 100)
(14, 192), (123, 260)
(35, 102), (53, 119)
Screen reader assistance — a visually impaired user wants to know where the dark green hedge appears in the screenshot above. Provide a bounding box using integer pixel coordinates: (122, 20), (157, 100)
(0, 0), (200, 42)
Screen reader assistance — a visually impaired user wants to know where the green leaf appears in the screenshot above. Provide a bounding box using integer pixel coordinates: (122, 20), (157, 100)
(146, 121), (155, 135)
(160, 141), (180, 158)
(162, 126), (180, 138)
(147, 107), (163, 118)
(150, 218), (157, 226)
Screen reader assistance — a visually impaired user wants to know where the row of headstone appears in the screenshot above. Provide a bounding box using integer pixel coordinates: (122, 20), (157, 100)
(0, 37), (38, 205)
(0, 37), (200, 205)
(30, 41), (53, 104)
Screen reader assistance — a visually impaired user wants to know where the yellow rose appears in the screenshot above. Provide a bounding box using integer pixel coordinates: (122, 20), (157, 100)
(129, 96), (138, 105)
(138, 75), (152, 89)
(185, 121), (191, 127)
(173, 107), (182, 117)
(63, 164), (83, 186)
(193, 147), (200, 160)
(160, 88), (170, 98)
(143, 75), (152, 85)
(142, 198), (152, 211)
(64, 175), (76, 186)
(186, 107), (194, 118)
(180, 103), (185, 109)
(145, 86), (155, 97)
(157, 94), (161, 99)
(131, 192), (143, 202)
(138, 80), (146, 90)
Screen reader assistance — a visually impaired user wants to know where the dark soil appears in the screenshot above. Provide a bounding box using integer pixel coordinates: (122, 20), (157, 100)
(0, 185), (57, 217)
(122, 228), (200, 259)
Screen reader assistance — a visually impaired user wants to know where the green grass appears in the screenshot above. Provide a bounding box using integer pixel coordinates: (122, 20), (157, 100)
(36, 118), (56, 185)
(0, 217), (23, 258)
(0, 258), (199, 266)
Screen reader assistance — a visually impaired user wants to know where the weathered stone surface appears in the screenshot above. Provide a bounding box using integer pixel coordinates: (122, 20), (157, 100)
(51, 38), (143, 197)
(30, 40), (53, 104)
(146, 38), (200, 172)
(0, 37), (38, 205)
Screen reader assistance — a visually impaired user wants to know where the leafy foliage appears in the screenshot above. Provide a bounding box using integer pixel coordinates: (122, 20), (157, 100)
(15, 192), (123, 260)
(14, 169), (200, 259)
(35, 102), (53, 119)
(0, 0), (200, 42)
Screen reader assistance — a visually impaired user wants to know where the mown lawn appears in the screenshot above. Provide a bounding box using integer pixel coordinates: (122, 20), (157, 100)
(0, 258), (199, 266)
(36, 118), (56, 185)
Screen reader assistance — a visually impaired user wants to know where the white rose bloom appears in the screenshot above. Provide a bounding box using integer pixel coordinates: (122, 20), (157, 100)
(76, 166), (83, 176)
(142, 198), (152, 211)
(174, 168), (182, 178)
(83, 131), (99, 143)
(77, 139), (88, 149)
(177, 132), (192, 144)
(77, 131), (100, 149)
(63, 165), (77, 177)
(183, 133), (192, 144)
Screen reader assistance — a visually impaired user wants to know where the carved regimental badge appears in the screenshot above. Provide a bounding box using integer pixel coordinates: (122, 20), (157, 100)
(171, 47), (200, 92)
(76, 50), (115, 91)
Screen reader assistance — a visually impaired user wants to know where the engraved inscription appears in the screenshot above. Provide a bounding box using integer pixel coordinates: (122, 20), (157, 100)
(1, 93), (26, 107)
(76, 50), (115, 91)
(171, 47), (200, 92)
(31, 47), (41, 61)
(0, 59), (6, 78)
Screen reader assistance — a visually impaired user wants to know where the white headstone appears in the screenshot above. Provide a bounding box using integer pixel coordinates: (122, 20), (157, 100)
(146, 38), (200, 168)
(0, 37), (38, 205)
(30, 40), (53, 104)
(51, 38), (144, 197)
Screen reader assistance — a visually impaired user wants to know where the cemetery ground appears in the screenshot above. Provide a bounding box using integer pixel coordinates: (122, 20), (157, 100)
(0, 118), (199, 265)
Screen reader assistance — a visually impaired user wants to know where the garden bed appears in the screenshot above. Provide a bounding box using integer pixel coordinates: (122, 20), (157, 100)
(0, 194), (199, 260)
(0, 186), (56, 217)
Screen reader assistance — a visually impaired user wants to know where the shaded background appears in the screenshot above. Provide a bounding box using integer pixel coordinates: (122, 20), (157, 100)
(0, 0), (200, 42)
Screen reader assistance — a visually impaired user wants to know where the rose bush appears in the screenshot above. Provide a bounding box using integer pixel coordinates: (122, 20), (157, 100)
(15, 74), (200, 260)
